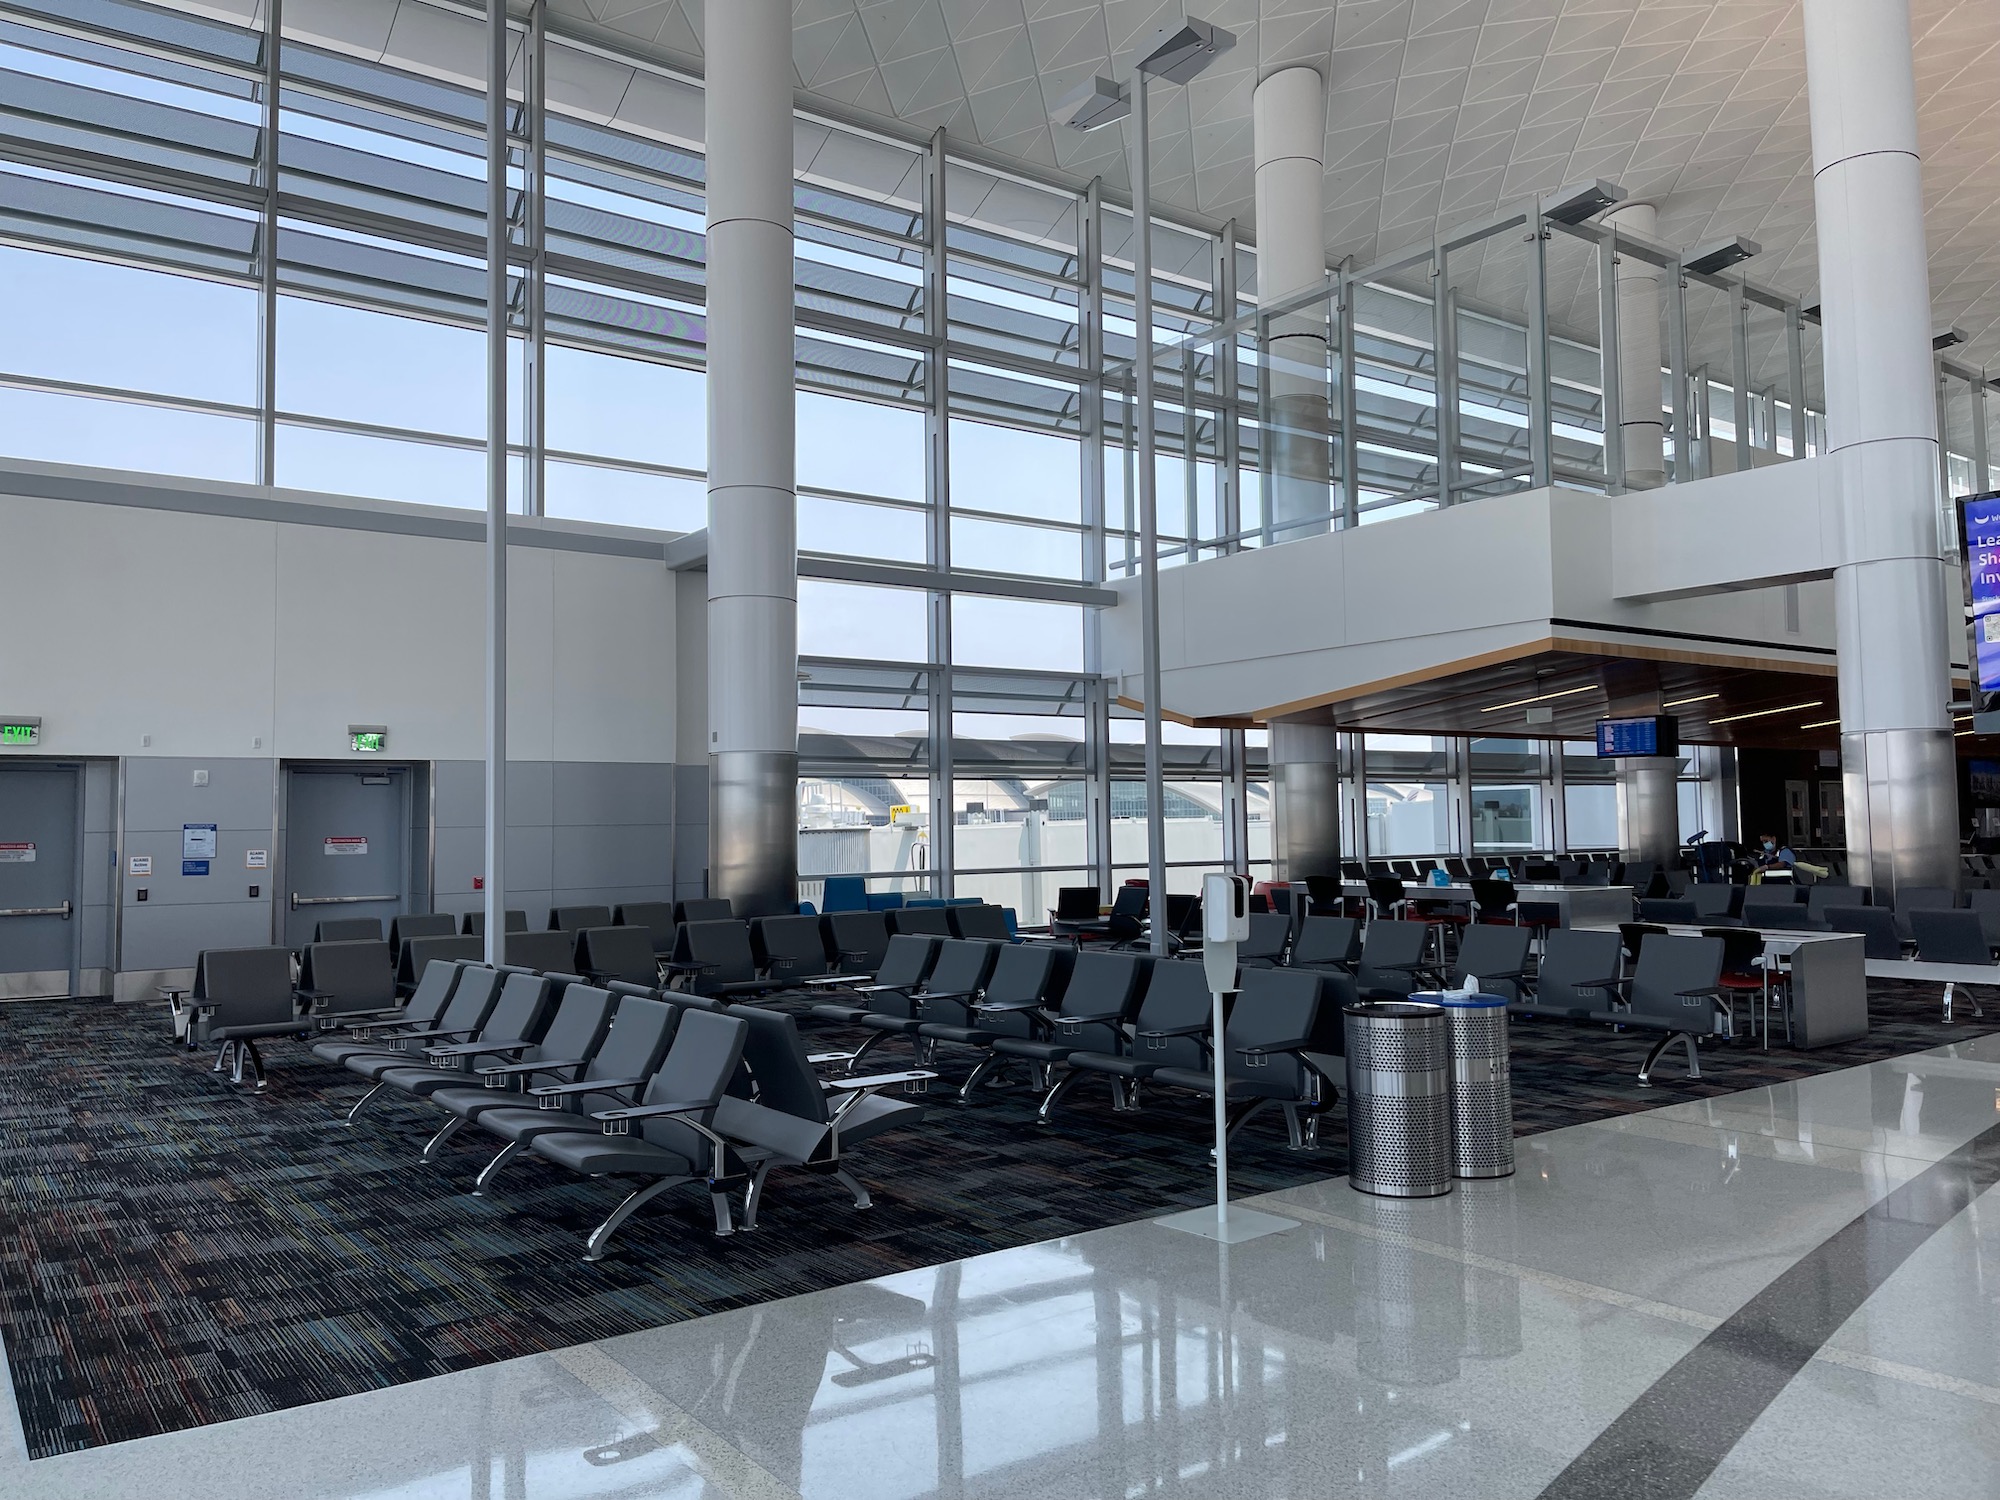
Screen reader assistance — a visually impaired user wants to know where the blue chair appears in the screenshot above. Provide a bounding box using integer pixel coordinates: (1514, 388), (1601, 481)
(866, 892), (906, 911)
(796, 900), (818, 917)
(906, 898), (946, 909)
(821, 876), (868, 912)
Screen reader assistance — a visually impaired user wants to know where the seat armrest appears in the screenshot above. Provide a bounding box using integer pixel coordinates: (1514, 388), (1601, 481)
(916, 988), (977, 1004)
(848, 982), (911, 996)
(806, 1050), (855, 1065)
(477, 1056), (581, 1078)
(658, 959), (706, 974)
(801, 973), (870, 988)
(426, 1037), (531, 1061)
(1237, 1037), (1312, 1056)
(592, 1099), (712, 1134)
(1136, 1022), (1211, 1040)
(528, 1076), (647, 1108)
(972, 997), (1045, 1013)
(826, 1069), (935, 1092)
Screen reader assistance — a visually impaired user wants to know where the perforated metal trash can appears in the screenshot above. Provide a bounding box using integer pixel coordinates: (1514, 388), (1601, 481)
(1343, 1001), (1453, 1199)
(1436, 992), (1515, 1180)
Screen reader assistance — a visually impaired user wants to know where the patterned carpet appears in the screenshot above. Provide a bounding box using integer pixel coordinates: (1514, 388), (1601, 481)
(0, 979), (1989, 1459)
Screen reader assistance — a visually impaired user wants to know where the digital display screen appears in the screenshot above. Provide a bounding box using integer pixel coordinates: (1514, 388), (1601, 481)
(350, 730), (386, 754)
(1595, 715), (1679, 758)
(1959, 493), (2000, 697)
(1971, 760), (2000, 808)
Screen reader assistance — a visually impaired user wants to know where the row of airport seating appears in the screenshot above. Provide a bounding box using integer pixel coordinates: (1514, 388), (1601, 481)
(184, 951), (936, 1257)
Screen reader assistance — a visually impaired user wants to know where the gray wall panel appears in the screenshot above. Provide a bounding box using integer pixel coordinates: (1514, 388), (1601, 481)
(121, 901), (273, 971)
(507, 760), (554, 827)
(553, 761), (674, 827)
(434, 759), (484, 828)
(124, 757), (274, 832)
(552, 823), (672, 890)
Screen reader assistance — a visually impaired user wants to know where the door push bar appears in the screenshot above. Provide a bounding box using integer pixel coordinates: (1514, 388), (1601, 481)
(291, 893), (399, 910)
(0, 901), (71, 919)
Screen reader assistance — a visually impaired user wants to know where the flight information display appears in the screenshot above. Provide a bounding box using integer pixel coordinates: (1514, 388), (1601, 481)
(1958, 492), (2000, 699)
(1595, 715), (1679, 758)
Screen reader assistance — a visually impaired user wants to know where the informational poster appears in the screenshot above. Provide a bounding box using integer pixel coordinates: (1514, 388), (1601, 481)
(245, 849), (268, 870)
(128, 855), (152, 876)
(182, 860), (210, 877)
(182, 823), (217, 860)
(0, 842), (34, 863)
(324, 836), (368, 857)
(1959, 493), (2000, 703)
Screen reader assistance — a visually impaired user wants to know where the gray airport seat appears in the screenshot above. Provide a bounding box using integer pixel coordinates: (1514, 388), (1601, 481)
(529, 1008), (752, 1255)
(296, 939), (397, 1022)
(1751, 903), (1819, 931)
(673, 920), (789, 1000)
(1892, 886), (1960, 940)
(418, 981), (618, 1160)
(751, 914), (834, 982)
(718, 1005), (930, 1230)
(1909, 908), (1995, 966)
(1966, 888), (2000, 947)
(1510, 928), (1625, 1020)
(886, 906), (953, 938)
(1049, 960), (1211, 1119)
(1443, 925), (1531, 1001)
(503, 930), (577, 975)
(1823, 905), (1903, 960)
(805, 935), (940, 1023)
(1145, 966), (1345, 1149)
(1288, 915), (1361, 972)
(309, 959), (468, 1066)
(388, 913), (457, 964)
(315, 918), (383, 943)
(1588, 935), (1725, 1085)
(190, 946), (302, 1090)
(1688, 885), (1740, 920)
(398, 933), (482, 993)
(821, 910), (891, 974)
(457, 993), (681, 1194)
(340, 966), (504, 1096)
(1354, 920), (1434, 1000)
(1235, 911), (1293, 969)
(366, 972), (554, 1110)
(550, 904), (613, 933)
(841, 939), (1000, 1071)
(1741, 884), (1805, 913)
(1638, 898), (1699, 924)
(614, 902), (679, 956)
(989, 950), (1145, 1096)
(574, 925), (661, 986)
(917, 941), (1061, 1098)
(675, 898), (734, 925)
(946, 903), (1012, 942)
(461, 909), (529, 937)
(1805, 884), (1871, 924)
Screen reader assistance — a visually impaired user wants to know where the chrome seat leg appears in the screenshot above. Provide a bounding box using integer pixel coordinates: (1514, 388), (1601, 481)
(832, 1166), (872, 1210)
(340, 1081), (386, 1125)
(472, 1140), (523, 1195)
(742, 1161), (774, 1231)
(584, 1177), (683, 1261)
(421, 1115), (467, 1162)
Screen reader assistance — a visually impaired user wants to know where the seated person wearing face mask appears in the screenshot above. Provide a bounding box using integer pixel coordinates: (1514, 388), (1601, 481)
(1751, 832), (1797, 880)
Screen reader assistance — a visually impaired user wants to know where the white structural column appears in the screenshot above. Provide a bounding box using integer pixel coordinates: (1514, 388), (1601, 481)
(1603, 200), (1666, 490)
(480, 0), (508, 962)
(1804, 0), (1958, 901)
(705, 1), (798, 917)
(1270, 721), (1341, 882)
(1252, 67), (1330, 538)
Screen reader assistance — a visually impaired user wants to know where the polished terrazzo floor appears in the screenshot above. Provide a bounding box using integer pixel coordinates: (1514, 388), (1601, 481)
(5, 1033), (1999, 1499)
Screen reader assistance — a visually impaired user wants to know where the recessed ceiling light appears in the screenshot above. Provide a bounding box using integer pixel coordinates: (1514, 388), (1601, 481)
(1479, 684), (1595, 714)
(1663, 693), (1719, 708)
(1798, 717), (1840, 729)
(1709, 700), (1823, 725)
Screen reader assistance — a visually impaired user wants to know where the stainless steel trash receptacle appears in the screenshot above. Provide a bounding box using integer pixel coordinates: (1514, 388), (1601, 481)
(1436, 992), (1514, 1179)
(1343, 1001), (1453, 1199)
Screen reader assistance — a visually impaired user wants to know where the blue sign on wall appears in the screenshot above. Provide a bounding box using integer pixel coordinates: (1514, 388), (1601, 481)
(182, 859), (209, 876)
(1961, 494), (2000, 694)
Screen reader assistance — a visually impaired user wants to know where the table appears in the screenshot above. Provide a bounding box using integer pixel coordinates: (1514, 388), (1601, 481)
(1341, 882), (1633, 931)
(1865, 958), (1993, 1021)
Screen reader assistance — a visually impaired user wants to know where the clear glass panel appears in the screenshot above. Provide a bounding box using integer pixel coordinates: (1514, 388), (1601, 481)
(797, 776), (933, 904)
(950, 596), (1082, 672)
(950, 516), (1082, 579)
(1565, 782), (1619, 849)
(949, 419), (1080, 522)
(1448, 224), (1538, 503)
(0, 384), (254, 481)
(1471, 784), (1539, 853)
(800, 495), (926, 562)
(1543, 225), (1606, 490)
(278, 296), (487, 438)
(798, 579), (927, 660)
(956, 869), (1089, 919)
(1109, 779), (1226, 864)
(798, 391), (924, 500)
(277, 423), (493, 507)
(1, 245), (257, 404)
(543, 461), (705, 530)
(546, 346), (703, 469)
(1365, 780), (1454, 857)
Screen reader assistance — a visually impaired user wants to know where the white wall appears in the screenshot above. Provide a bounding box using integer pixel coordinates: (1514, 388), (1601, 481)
(0, 479), (675, 762)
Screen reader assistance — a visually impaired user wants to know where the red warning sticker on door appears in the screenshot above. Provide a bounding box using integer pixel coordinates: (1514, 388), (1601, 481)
(323, 837), (368, 857)
(0, 842), (34, 863)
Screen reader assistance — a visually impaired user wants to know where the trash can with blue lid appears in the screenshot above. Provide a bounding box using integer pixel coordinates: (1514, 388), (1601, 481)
(1343, 1001), (1454, 1199)
(1433, 991), (1515, 1179)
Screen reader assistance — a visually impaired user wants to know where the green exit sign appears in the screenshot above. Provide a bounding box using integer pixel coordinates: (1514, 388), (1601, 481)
(349, 729), (387, 754)
(0, 718), (40, 747)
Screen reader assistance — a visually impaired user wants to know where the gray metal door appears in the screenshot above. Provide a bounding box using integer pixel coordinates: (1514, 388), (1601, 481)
(0, 764), (79, 998)
(284, 767), (407, 948)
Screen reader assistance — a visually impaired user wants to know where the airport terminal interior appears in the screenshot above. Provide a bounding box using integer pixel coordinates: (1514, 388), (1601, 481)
(4, 0), (2000, 1495)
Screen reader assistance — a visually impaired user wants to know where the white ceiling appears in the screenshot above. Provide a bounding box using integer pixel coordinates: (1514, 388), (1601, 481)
(552, 0), (2000, 375)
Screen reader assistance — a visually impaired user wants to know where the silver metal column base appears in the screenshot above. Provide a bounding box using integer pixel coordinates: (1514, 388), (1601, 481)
(709, 750), (800, 919)
(1842, 726), (1960, 902)
(1156, 1205), (1299, 1243)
